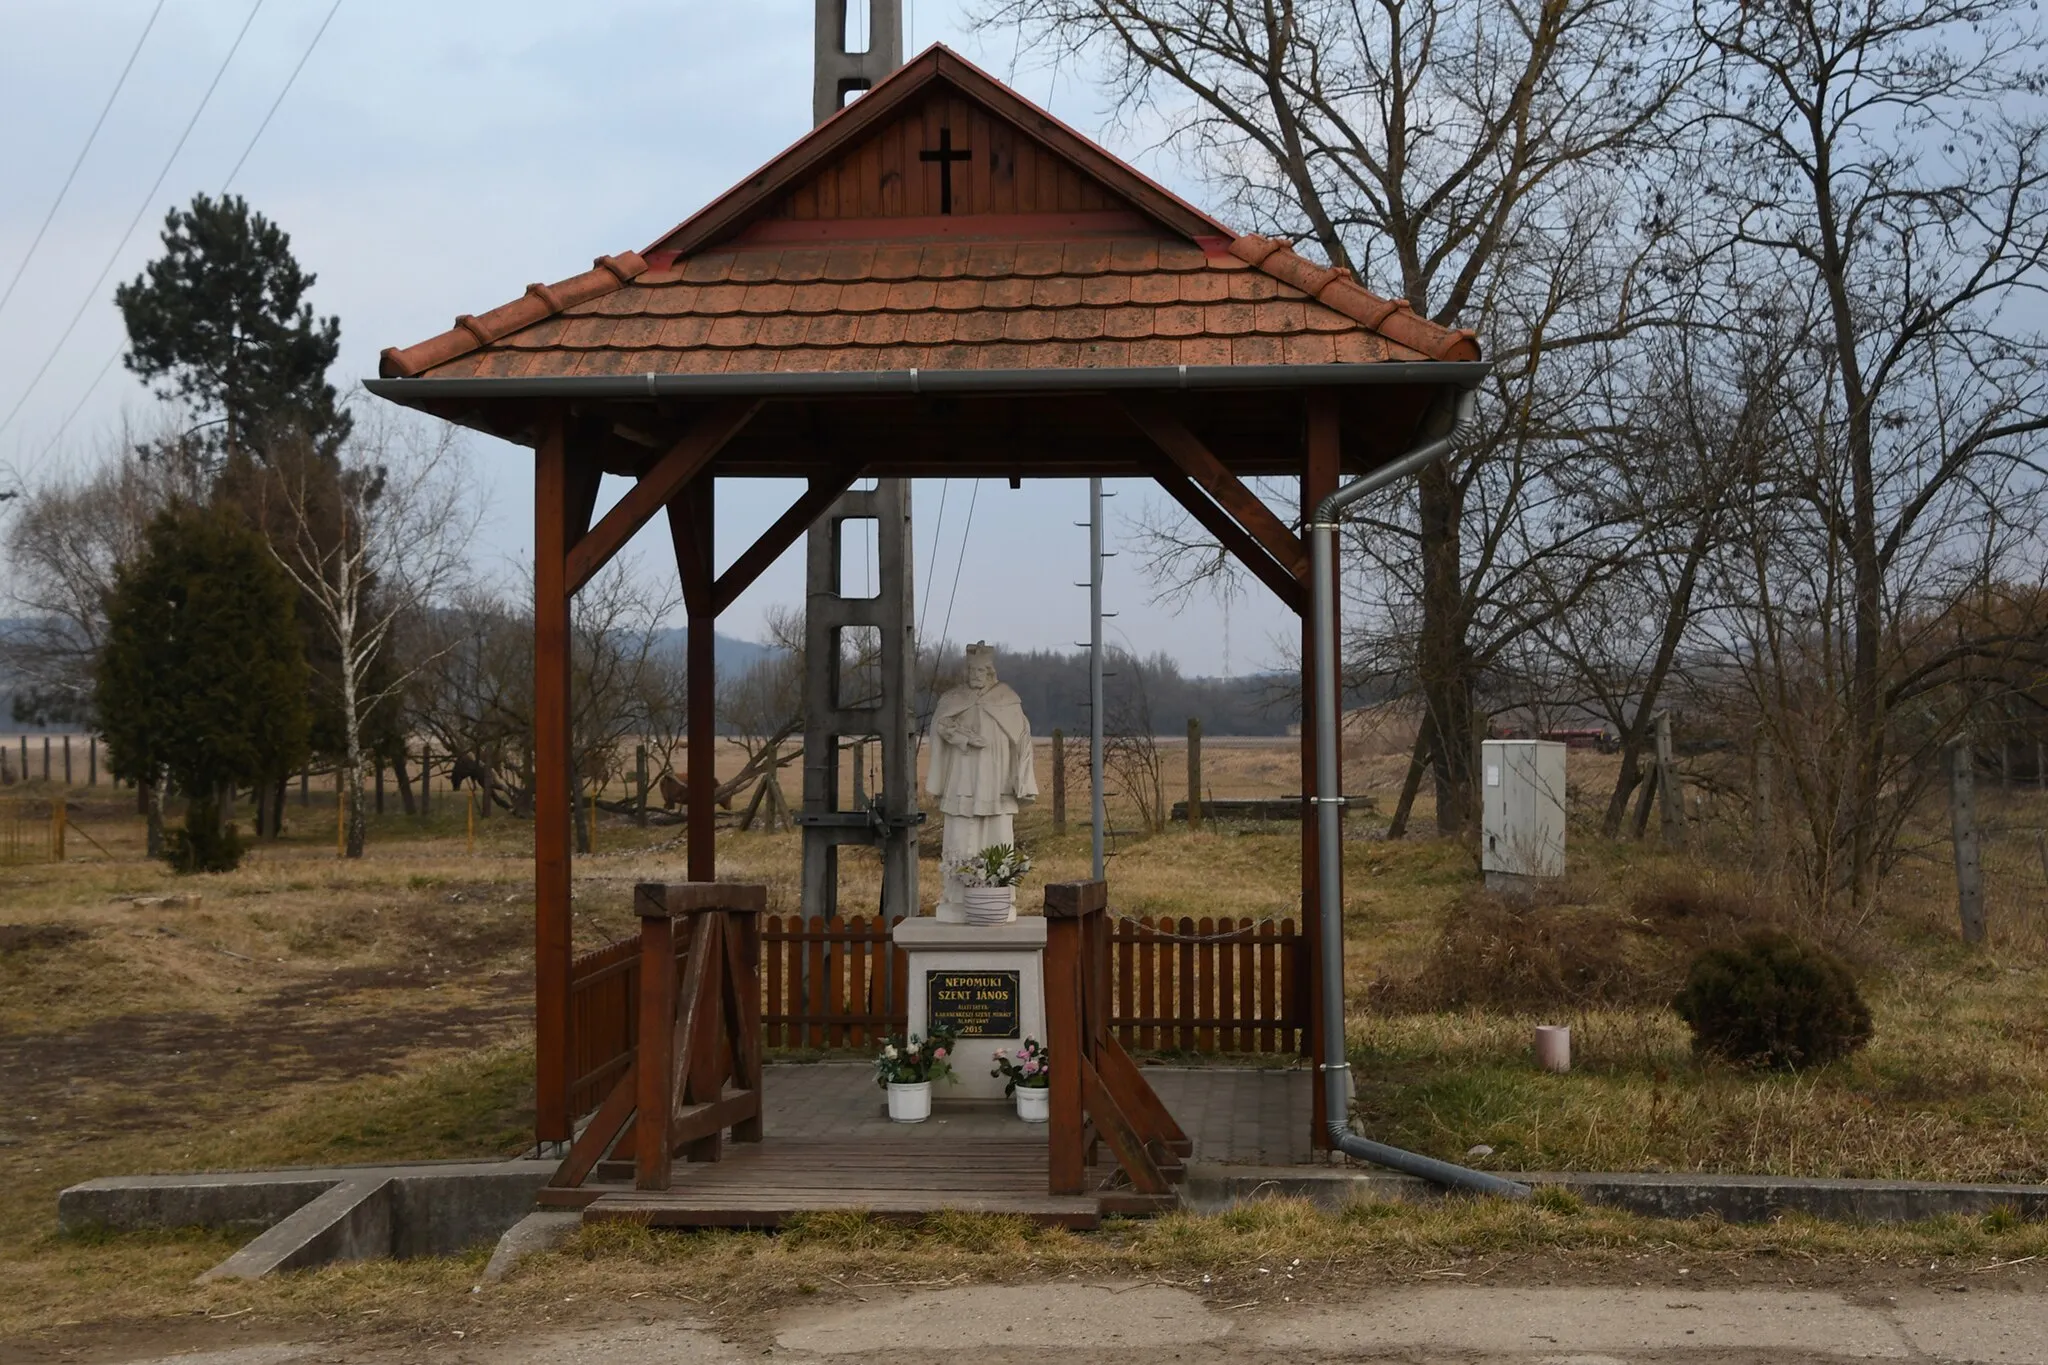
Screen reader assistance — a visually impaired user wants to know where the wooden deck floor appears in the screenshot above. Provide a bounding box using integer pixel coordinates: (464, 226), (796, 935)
(576, 1137), (1103, 1229)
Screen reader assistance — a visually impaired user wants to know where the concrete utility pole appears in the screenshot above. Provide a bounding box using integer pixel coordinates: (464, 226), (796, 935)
(1088, 477), (1107, 881)
(813, 0), (904, 125)
(800, 0), (920, 927)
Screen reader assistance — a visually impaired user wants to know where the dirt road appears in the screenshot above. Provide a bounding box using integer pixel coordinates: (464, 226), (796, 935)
(29, 1281), (2048, 1364)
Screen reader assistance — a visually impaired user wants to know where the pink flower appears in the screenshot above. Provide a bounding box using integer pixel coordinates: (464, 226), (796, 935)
(993, 1049), (1009, 1060)
(1022, 1059), (1038, 1075)
(933, 1047), (947, 1059)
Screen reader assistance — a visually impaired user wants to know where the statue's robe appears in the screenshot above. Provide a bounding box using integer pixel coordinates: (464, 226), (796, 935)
(926, 680), (1037, 920)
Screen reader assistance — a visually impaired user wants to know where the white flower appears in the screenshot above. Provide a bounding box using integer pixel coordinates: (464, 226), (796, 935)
(883, 1045), (898, 1059)
(907, 1041), (921, 1055)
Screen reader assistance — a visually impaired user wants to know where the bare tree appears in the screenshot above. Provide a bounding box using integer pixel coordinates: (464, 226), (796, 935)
(257, 418), (477, 856)
(989, 0), (1706, 835)
(1693, 0), (2048, 906)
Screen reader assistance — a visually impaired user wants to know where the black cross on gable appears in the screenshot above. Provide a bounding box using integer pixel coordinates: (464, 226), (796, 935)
(919, 127), (972, 215)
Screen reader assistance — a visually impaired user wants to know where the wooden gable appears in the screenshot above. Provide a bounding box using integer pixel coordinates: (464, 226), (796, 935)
(762, 86), (1136, 224)
(648, 46), (1229, 259)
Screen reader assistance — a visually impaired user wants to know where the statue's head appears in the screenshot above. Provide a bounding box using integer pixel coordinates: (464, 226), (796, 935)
(964, 642), (997, 689)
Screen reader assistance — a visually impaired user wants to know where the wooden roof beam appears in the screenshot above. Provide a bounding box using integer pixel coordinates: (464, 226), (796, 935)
(713, 462), (867, 616)
(1149, 466), (1306, 616)
(1120, 397), (1307, 581)
(565, 399), (760, 594)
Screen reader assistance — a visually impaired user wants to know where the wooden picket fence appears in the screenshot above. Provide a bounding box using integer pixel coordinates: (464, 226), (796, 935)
(564, 909), (1308, 1111)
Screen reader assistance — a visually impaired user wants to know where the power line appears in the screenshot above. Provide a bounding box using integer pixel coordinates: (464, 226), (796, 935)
(0, 0), (268, 445)
(222, 0), (341, 191)
(0, 0), (166, 325)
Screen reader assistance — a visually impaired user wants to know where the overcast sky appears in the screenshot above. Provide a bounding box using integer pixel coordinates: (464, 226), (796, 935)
(0, 1), (1278, 677)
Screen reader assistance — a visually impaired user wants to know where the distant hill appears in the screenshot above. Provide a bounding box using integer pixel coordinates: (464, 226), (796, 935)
(648, 627), (776, 677)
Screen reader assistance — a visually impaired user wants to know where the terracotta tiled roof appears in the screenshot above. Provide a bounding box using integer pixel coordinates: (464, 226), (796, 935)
(376, 45), (1479, 382)
(379, 232), (1476, 379)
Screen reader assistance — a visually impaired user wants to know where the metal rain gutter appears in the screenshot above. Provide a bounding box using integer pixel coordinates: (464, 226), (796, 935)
(1308, 383), (1530, 1201)
(361, 361), (1490, 404)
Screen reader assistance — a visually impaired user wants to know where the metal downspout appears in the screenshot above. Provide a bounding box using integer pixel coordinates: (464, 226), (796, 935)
(1309, 386), (1529, 1200)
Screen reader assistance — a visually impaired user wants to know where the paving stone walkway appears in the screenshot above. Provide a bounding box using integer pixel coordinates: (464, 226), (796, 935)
(763, 1061), (1314, 1165)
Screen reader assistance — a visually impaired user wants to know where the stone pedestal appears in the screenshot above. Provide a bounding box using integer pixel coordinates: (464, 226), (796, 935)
(891, 917), (1045, 1101)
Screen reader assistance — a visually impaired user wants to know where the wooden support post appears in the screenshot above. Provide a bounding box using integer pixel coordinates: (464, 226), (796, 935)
(62, 736), (71, 786)
(1950, 735), (1986, 944)
(1051, 728), (1067, 834)
(670, 477), (718, 885)
(43, 735), (50, 781)
(1044, 887), (1089, 1196)
(1654, 711), (1685, 848)
(534, 415), (576, 1144)
(88, 736), (96, 787)
(635, 909), (678, 1190)
(1186, 718), (1203, 830)
(1301, 390), (1338, 1148)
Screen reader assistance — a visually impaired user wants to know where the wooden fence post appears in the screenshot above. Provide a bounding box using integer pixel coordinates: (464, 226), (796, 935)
(1950, 735), (1986, 944)
(1186, 718), (1203, 830)
(636, 745), (649, 828)
(43, 735), (51, 782)
(1654, 711), (1686, 848)
(88, 736), (97, 787)
(62, 736), (72, 786)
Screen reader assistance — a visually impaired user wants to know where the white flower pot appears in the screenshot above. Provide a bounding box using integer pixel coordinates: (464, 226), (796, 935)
(1015, 1086), (1050, 1123)
(887, 1081), (931, 1123)
(962, 885), (1016, 924)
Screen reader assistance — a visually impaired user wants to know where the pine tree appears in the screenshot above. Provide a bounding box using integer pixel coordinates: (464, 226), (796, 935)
(115, 193), (350, 464)
(94, 503), (312, 871)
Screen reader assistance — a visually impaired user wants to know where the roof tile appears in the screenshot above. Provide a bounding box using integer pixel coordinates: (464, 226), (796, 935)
(1127, 337), (1180, 367)
(707, 315), (762, 347)
(934, 278), (986, 310)
(1229, 273), (1284, 302)
(839, 280), (892, 312)
(919, 243), (972, 278)
(964, 244), (1016, 278)
(902, 311), (957, 345)
(1062, 241), (1114, 276)
(1130, 274), (1179, 305)
(1013, 242), (1066, 277)
(1102, 307), (1154, 339)
(824, 247), (877, 281)
(1155, 304), (1204, 338)
(1255, 299), (1308, 334)
(1053, 309), (1105, 341)
(1231, 334), (1285, 366)
(1157, 241), (1208, 272)
(980, 277), (1034, 310)
(697, 283), (749, 315)
(775, 248), (831, 282)
(1031, 277), (1084, 309)
(1081, 275), (1131, 307)
(1004, 310), (1058, 343)
(673, 347), (733, 374)
(741, 283), (796, 314)
(1076, 339), (1130, 367)
(1332, 331), (1392, 363)
(954, 311), (1007, 343)
(1283, 332), (1339, 365)
(1178, 271), (1229, 304)
(886, 280), (938, 311)
(1180, 335), (1235, 366)
(753, 313), (811, 348)
(1206, 302), (1257, 337)
(1109, 240), (1159, 273)
(559, 316), (616, 347)
(683, 252), (737, 283)
(606, 315), (665, 350)
(871, 344), (926, 370)
(728, 252), (783, 283)
(789, 282), (844, 314)
(804, 313), (859, 347)
(871, 244), (924, 281)
(855, 313), (908, 345)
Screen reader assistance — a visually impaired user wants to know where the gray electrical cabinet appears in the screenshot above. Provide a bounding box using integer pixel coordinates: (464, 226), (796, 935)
(1481, 739), (1567, 890)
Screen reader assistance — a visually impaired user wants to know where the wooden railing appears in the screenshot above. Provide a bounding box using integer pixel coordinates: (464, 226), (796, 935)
(550, 883), (764, 1193)
(1045, 880), (1192, 1208)
(1108, 915), (1306, 1054)
(567, 908), (1305, 1099)
(761, 913), (906, 1047)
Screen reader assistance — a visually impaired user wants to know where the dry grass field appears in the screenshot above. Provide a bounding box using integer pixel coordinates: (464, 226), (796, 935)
(3, 734), (2047, 1348)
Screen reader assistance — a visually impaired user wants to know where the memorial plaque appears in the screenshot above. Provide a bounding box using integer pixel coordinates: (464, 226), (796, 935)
(926, 969), (1021, 1039)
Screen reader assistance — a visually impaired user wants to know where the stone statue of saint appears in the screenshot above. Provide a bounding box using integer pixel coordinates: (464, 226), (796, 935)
(926, 643), (1037, 922)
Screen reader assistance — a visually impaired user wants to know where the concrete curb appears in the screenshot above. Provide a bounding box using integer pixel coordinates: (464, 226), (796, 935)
(1185, 1162), (2048, 1223)
(59, 1159), (558, 1280)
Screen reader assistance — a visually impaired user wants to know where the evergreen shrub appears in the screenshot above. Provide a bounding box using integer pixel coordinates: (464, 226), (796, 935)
(1671, 931), (1872, 1070)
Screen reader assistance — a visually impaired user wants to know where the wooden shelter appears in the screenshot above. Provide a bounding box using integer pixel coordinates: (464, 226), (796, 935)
(368, 45), (1484, 1166)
